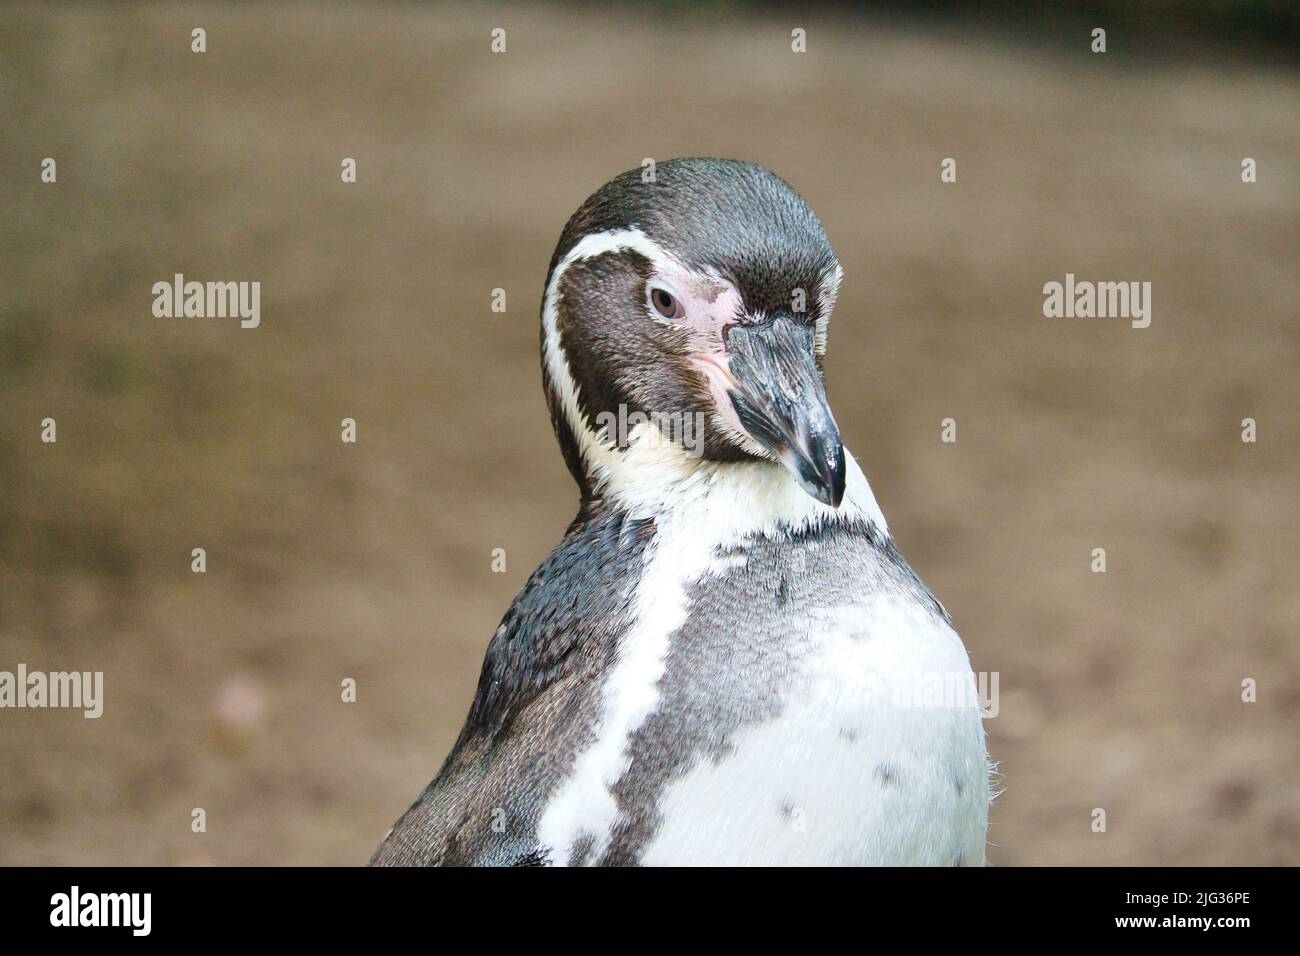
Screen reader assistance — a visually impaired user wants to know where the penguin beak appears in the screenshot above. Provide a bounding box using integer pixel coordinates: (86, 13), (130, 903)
(722, 312), (846, 508)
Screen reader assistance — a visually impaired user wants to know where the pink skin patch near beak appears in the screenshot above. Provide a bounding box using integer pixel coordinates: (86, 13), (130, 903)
(688, 352), (750, 444)
(648, 269), (759, 450)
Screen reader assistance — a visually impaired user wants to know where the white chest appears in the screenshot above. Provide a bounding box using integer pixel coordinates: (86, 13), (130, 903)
(640, 595), (989, 866)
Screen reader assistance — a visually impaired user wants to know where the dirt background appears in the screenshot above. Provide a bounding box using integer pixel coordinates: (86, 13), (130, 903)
(1, 3), (1296, 865)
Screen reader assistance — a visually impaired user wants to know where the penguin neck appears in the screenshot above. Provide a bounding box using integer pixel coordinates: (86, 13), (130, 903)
(575, 425), (890, 544)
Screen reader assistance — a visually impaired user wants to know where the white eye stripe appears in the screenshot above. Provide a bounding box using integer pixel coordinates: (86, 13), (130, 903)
(542, 229), (683, 470)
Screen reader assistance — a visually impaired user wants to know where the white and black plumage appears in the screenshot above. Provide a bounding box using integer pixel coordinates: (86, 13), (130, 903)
(372, 158), (989, 866)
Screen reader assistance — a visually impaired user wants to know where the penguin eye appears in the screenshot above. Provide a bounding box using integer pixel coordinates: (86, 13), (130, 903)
(649, 286), (685, 321)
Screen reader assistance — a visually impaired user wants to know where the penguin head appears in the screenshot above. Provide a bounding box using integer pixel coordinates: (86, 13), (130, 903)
(541, 157), (846, 508)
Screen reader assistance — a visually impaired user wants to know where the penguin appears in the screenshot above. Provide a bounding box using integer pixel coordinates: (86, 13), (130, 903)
(371, 158), (989, 866)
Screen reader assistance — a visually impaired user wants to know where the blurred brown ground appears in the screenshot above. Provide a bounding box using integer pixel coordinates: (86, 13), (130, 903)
(1, 2), (1297, 865)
